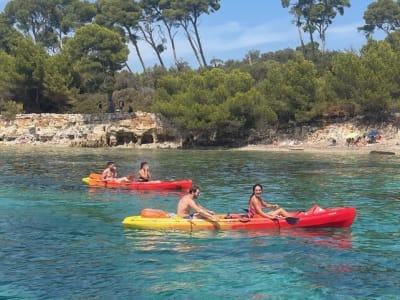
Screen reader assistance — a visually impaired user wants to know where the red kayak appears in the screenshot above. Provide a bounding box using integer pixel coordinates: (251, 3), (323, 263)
(82, 173), (192, 191)
(122, 205), (357, 231)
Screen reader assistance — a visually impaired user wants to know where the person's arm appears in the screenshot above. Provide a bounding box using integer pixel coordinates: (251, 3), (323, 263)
(252, 198), (277, 219)
(139, 168), (150, 180)
(197, 204), (215, 215)
(190, 200), (218, 221)
(262, 199), (279, 209)
(102, 170), (108, 181)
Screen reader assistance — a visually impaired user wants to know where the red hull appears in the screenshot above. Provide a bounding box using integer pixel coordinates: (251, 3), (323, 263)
(82, 173), (192, 191)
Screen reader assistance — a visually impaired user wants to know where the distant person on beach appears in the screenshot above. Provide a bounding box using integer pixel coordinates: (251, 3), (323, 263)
(177, 185), (219, 221)
(102, 162), (130, 183)
(118, 100), (125, 112)
(247, 184), (292, 219)
(137, 162), (151, 182)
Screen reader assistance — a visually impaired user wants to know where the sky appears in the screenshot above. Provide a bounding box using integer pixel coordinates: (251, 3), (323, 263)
(0, 0), (384, 72)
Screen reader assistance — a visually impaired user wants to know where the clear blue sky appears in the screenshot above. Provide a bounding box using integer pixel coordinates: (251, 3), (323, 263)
(0, 0), (383, 72)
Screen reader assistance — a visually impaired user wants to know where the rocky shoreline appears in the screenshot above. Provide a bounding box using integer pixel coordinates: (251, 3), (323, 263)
(1, 113), (400, 154)
(0, 112), (182, 149)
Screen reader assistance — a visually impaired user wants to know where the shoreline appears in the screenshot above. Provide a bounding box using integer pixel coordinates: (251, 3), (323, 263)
(1, 139), (399, 155)
(237, 141), (399, 155)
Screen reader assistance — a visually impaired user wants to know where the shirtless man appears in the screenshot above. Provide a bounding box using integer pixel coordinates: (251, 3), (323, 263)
(177, 186), (219, 222)
(102, 162), (130, 183)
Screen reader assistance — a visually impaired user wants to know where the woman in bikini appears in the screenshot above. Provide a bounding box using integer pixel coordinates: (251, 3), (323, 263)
(247, 183), (292, 219)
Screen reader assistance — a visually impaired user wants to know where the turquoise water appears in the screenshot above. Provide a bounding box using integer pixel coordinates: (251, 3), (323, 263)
(1, 146), (399, 299)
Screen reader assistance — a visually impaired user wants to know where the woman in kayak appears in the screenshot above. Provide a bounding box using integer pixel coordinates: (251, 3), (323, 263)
(177, 186), (219, 222)
(248, 183), (292, 219)
(102, 162), (130, 183)
(138, 162), (151, 182)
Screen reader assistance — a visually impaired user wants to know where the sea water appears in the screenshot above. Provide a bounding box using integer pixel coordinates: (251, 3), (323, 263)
(0, 146), (399, 299)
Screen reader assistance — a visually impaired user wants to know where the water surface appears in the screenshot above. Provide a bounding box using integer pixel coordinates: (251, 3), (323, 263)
(1, 146), (399, 299)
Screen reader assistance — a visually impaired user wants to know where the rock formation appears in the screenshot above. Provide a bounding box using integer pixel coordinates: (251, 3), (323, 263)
(0, 112), (182, 148)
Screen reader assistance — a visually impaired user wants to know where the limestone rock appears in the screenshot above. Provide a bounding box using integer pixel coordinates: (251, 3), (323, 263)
(0, 112), (182, 148)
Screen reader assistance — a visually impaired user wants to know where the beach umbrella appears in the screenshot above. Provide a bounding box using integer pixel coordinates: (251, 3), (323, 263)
(367, 130), (380, 137)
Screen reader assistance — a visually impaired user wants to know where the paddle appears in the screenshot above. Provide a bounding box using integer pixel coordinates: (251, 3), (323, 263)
(243, 209), (299, 225)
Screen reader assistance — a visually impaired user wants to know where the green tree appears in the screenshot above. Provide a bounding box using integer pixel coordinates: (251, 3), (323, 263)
(4, 0), (95, 52)
(358, 39), (400, 116)
(259, 55), (319, 123)
(319, 51), (362, 115)
(281, 0), (350, 55)
(0, 51), (18, 101)
(64, 24), (128, 111)
(170, 0), (220, 68)
(0, 12), (23, 54)
(281, 0), (318, 57)
(96, 0), (145, 72)
(359, 0), (400, 37)
(11, 35), (74, 112)
(153, 68), (275, 144)
(310, 0), (350, 52)
(11, 36), (48, 112)
(140, 0), (188, 70)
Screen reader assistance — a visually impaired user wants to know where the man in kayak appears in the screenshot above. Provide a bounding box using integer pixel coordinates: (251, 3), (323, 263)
(102, 162), (130, 183)
(248, 184), (292, 219)
(177, 186), (219, 222)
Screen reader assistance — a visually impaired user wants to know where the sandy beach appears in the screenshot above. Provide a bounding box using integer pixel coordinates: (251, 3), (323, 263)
(238, 140), (400, 155)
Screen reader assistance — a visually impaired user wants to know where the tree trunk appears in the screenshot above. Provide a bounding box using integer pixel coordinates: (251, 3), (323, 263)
(163, 20), (179, 69)
(190, 17), (208, 67)
(127, 29), (147, 72)
(297, 25), (306, 56)
(181, 20), (203, 68)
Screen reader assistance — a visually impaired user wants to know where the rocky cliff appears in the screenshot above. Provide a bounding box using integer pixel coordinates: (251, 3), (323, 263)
(0, 112), (182, 148)
(1, 113), (400, 149)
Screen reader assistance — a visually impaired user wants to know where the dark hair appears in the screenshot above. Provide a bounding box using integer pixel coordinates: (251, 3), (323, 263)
(140, 162), (148, 169)
(107, 161), (114, 167)
(189, 185), (200, 194)
(249, 183), (263, 204)
(252, 184), (263, 193)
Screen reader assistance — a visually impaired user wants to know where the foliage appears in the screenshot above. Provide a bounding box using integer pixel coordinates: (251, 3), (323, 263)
(359, 0), (400, 37)
(258, 54), (319, 123)
(153, 68), (276, 136)
(281, 0), (350, 56)
(0, 100), (24, 120)
(0, 50), (17, 99)
(63, 24), (129, 94)
(4, 0), (96, 52)
(2, 0), (400, 145)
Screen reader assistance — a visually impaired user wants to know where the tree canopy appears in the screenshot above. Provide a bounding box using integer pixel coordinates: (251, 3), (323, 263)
(2, 0), (400, 145)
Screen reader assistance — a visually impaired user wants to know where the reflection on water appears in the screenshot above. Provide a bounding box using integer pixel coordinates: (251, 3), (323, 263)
(123, 227), (353, 251)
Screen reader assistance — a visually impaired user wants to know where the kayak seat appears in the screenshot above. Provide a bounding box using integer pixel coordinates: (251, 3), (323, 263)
(141, 208), (170, 218)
